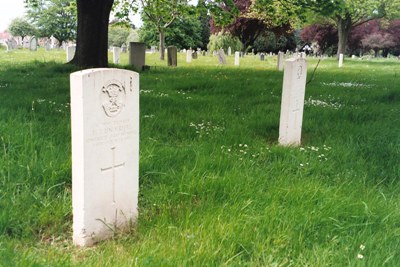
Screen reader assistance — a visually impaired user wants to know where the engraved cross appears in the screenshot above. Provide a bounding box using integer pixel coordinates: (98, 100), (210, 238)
(101, 147), (125, 203)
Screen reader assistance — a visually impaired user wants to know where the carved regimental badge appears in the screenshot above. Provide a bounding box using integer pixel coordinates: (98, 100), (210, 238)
(101, 80), (126, 117)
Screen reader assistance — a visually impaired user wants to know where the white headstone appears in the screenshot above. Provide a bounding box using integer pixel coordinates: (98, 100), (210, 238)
(186, 49), (192, 63)
(112, 47), (121, 64)
(234, 51), (240, 66)
(67, 45), (76, 62)
(228, 46), (232, 56)
(338, 53), (344, 67)
(29, 36), (38, 51)
(217, 49), (227, 64)
(277, 51), (284, 71)
(279, 58), (307, 146)
(70, 68), (139, 247)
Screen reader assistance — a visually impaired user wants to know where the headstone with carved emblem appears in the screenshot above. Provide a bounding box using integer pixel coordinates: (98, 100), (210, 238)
(278, 58), (307, 146)
(70, 68), (139, 246)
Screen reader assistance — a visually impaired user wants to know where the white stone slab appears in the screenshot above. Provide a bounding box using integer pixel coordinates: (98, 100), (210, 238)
(30, 36), (38, 51)
(338, 53), (343, 67)
(186, 49), (192, 63)
(67, 45), (76, 62)
(70, 68), (139, 247)
(279, 58), (307, 146)
(234, 51), (240, 66)
(228, 46), (232, 56)
(112, 47), (121, 64)
(277, 51), (284, 71)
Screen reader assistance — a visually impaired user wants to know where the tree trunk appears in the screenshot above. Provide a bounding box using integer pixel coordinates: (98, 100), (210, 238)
(159, 30), (165, 60)
(336, 13), (352, 58)
(71, 0), (114, 67)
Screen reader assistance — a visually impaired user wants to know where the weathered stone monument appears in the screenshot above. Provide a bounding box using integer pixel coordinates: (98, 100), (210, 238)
(129, 42), (146, 71)
(260, 53), (265, 61)
(277, 51), (284, 71)
(66, 45), (76, 62)
(167, 46), (177, 67)
(228, 46), (232, 56)
(192, 51), (198, 59)
(217, 49), (227, 64)
(186, 49), (192, 63)
(278, 58), (307, 146)
(234, 51), (240, 66)
(112, 47), (121, 64)
(70, 68), (140, 247)
(29, 36), (38, 51)
(338, 53), (343, 67)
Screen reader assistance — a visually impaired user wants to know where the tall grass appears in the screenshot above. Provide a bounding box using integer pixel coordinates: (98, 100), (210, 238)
(0, 48), (399, 266)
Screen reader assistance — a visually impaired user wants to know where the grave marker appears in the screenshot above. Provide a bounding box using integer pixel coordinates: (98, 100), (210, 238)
(277, 51), (284, 71)
(167, 46), (177, 67)
(217, 49), (227, 64)
(228, 47), (232, 56)
(66, 45), (76, 62)
(30, 36), (38, 51)
(186, 49), (192, 63)
(112, 47), (121, 64)
(234, 51), (240, 66)
(70, 68), (139, 247)
(278, 58), (307, 146)
(129, 42), (146, 71)
(338, 53), (343, 67)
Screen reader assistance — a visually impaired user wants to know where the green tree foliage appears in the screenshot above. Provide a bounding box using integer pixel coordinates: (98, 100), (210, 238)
(139, 13), (203, 49)
(26, 0), (77, 45)
(8, 17), (37, 42)
(197, 0), (211, 50)
(139, 0), (191, 60)
(293, 0), (400, 56)
(253, 31), (298, 53)
(108, 25), (130, 47)
(207, 32), (241, 52)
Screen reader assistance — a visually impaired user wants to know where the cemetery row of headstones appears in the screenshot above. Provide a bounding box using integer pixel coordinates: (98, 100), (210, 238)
(69, 44), (308, 246)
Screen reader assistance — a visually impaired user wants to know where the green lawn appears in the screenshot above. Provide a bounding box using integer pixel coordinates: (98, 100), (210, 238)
(1, 47), (400, 266)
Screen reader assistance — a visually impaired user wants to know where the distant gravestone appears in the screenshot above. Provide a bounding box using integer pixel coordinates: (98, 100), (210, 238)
(192, 51), (198, 59)
(66, 45), (76, 62)
(129, 42), (146, 71)
(167, 46), (177, 67)
(260, 53), (265, 61)
(228, 46), (232, 56)
(278, 57), (307, 146)
(234, 51), (240, 66)
(150, 45), (156, 53)
(121, 44), (127, 53)
(186, 49), (192, 63)
(70, 68), (139, 247)
(277, 51), (284, 71)
(112, 47), (121, 64)
(29, 36), (38, 51)
(217, 49), (227, 64)
(45, 40), (52, 51)
(338, 53), (344, 67)
(10, 38), (17, 49)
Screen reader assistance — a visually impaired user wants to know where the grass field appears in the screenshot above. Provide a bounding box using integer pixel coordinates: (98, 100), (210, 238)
(0, 47), (400, 266)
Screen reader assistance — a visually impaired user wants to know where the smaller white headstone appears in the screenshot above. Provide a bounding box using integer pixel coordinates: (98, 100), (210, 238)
(29, 36), (38, 51)
(277, 51), (284, 71)
(66, 45), (76, 62)
(278, 58), (307, 146)
(234, 51), (240, 66)
(228, 47), (232, 56)
(113, 47), (121, 64)
(217, 49), (227, 64)
(70, 68), (140, 247)
(186, 49), (192, 63)
(338, 53), (344, 67)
